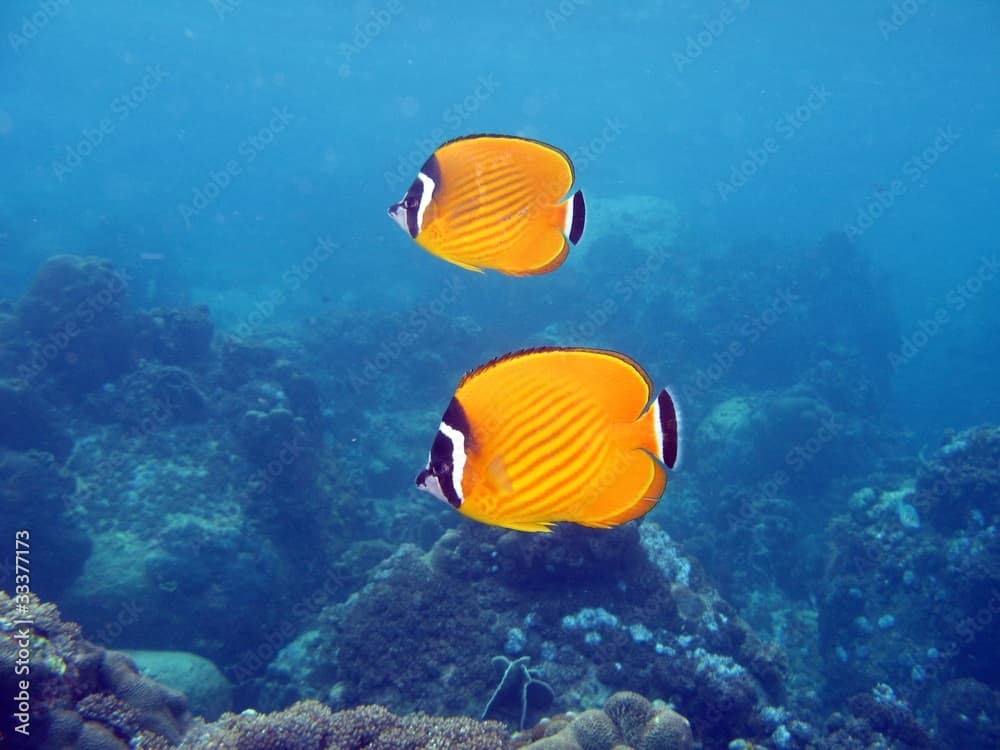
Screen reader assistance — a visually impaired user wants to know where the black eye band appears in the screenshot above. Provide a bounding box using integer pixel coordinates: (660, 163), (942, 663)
(429, 430), (462, 509)
(402, 179), (423, 238)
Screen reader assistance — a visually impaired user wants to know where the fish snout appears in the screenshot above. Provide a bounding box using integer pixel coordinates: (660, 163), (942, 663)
(415, 469), (448, 505)
(387, 202), (409, 234)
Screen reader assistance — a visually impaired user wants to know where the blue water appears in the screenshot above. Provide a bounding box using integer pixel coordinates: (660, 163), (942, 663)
(3, 1), (997, 438)
(2, 2), (999, 748)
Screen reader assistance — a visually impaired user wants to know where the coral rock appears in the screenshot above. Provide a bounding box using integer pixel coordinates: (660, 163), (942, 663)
(178, 700), (512, 750)
(638, 709), (693, 750)
(603, 691), (655, 747)
(570, 708), (620, 750)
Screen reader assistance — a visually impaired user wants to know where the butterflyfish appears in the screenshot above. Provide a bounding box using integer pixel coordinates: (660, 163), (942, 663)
(415, 347), (681, 532)
(388, 134), (586, 276)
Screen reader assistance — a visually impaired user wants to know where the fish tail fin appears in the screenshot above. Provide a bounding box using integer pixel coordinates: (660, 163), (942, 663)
(639, 387), (681, 469)
(557, 189), (586, 245)
(575, 389), (681, 528)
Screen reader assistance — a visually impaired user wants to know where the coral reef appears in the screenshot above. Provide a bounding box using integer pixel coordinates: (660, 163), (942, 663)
(0, 449), (90, 598)
(818, 426), (1000, 736)
(13, 254), (133, 396)
(0, 592), (189, 749)
(133, 305), (214, 365)
(258, 522), (786, 746)
(179, 701), (512, 750)
(0, 379), (72, 459)
(126, 650), (234, 721)
(0, 229), (987, 750)
(518, 691), (692, 750)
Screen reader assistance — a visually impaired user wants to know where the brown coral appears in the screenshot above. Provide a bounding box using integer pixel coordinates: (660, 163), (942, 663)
(637, 709), (693, 750)
(570, 709), (620, 750)
(98, 650), (190, 742)
(524, 694), (694, 750)
(0, 593), (187, 750)
(603, 692), (655, 747)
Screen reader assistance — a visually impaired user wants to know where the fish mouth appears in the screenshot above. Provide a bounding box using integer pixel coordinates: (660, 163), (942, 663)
(416, 470), (448, 505)
(387, 203), (409, 234)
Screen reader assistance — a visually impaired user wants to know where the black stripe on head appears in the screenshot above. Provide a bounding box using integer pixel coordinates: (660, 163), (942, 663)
(442, 395), (473, 449)
(419, 153), (442, 188)
(398, 176), (424, 238)
(658, 388), (680, 469)
(427, 428), (462, 508)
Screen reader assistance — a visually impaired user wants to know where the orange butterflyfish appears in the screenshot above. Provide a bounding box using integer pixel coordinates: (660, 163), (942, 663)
(387, 134), (586, 276)
(415, 347), (681, 533)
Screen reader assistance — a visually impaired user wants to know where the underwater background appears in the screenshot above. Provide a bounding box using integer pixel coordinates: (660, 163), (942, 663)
(1, 1), (999, 749)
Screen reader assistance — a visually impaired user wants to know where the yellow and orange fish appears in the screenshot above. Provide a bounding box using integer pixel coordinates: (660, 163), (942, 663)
(388, 134), (586, 276)
(415, 347), (680, 532)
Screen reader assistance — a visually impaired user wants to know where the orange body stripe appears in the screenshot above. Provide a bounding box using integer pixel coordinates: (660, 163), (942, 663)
(449, 347), (668, 530)
(415, 135), (578, 275)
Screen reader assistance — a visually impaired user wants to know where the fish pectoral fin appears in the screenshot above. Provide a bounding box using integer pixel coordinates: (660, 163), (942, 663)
(487, 455), (515, 495)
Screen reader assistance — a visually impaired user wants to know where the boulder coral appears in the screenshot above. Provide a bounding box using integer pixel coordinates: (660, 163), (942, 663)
(523, 692), (692, 750)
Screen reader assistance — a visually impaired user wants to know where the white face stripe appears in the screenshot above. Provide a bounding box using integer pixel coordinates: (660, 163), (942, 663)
(438, 421), (466, 501)
(563, 193), (575, 237)
(651, 397), (664, 463)
(418, 473), (447, 503)
(671, 395), (684, 470)
(415, 171), (436, 232)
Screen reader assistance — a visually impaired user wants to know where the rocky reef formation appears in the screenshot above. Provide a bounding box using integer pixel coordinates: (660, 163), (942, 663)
(519, 690), (693, 750)
(254, 521), (787, 747)
(179, 702), (512, 750)
(818, 425), (1000, 744)
(0, 592), (190, 749)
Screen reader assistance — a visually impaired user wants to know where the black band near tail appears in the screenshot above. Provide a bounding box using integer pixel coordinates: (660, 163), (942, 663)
(568, 190), (586, 245)
(658, 388), (680, 469)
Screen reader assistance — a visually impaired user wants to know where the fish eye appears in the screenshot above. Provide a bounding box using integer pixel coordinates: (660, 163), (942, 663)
(432, 458), (451, 475)
(403, 196), (419, 209)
